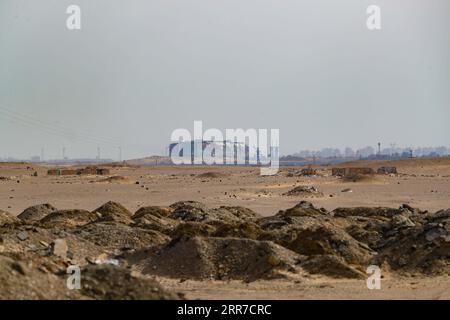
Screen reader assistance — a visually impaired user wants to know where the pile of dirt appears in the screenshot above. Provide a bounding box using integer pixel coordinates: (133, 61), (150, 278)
(17, 204), (58, 223)
(74, 221), (169, 252)
(80, 264), (179, 300)
(169, 201), (251, 224)
(138, 236), (301, 282)
(0, 255), (80, 300)
(93, 201), (133, 224)
(1, 200), (449, 299)
(283, 186), (323, 197)
(373, 209), (450, 274)
(0, 210), (20, 227)
(39, 209), (98, 228)
(132, 206), (178, 234)
(97, 176), (132, 184)
(196, 172), (229, 179)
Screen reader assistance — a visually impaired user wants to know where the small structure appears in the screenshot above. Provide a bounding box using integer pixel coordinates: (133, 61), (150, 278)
(332, 167), (375, 177)
(300, 167), (317, 176)
(47, 166), (110, 176)
(377, 166), (397, 174)
(331, 168), (347, 177)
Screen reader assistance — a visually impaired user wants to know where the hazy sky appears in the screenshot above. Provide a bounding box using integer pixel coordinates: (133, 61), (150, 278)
(0, 0), (449, 160)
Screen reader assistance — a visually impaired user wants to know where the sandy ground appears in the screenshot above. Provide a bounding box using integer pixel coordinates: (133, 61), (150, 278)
(1, 157), (449, 216)
(157, 275), (450, 300)
(0, 157), (449, 299)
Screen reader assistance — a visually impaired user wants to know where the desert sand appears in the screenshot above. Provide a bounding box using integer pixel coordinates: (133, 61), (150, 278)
(0, 157), (449, 300)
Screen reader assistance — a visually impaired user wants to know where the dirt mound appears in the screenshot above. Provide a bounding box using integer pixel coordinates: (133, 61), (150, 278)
(374, 209), (450, 274)
(1, 200), (449, 296)
(97, 176), (132, 184)
(75, 221), (169, 252)
(196, 172), (229, 179)
(133, 206), (173, 219)
(80, 264), (178, 300)
(169, 222), (216, 238)
(39, 209), (98, 228)
(332, 204), (423, 218)
(17, 204), (58, 223)
(93, 201), (133, 224)
(258, 202), (327, 229)
(256, 201), (373, 276)
(214, 206), (262, 222)
(0, 255), (79, 299)
(212, 221), (263, 240)
(139, 237), (301, 281)
(283, 186), (323, 197)
(132, 206), (178, 234)
(0, 210), (20, 227)
(260, 221), (373, 267)
(169, 201), (243, 224)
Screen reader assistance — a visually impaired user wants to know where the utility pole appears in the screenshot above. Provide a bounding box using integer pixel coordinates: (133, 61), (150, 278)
(40, 148), (45, 162)
(97, 147), (101, 160)
(390, 143), (396, 158)
(62, 147), (66, 160)
(118, 146), (122, 162)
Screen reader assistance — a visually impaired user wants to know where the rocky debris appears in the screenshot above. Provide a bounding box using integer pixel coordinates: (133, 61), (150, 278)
(169, 201), (246, 224)
(280, 201), (327, 218)
(0, 253), (177, 300)
(74, 221), (169, 252)
(214, 206), (261, 223)
(0, 255), (80, 299)
(0, 200), (449, 299)
(139, 237), (302, 282)
(332, 205), (422, 218)
(170, 222), (216, 239)
(258, 202), (327, 230)
(373, 210), (450, 274)
(341, 188), (352, 193)
(0, 210), (20, 227)
(80, 264), (178, 300)
(211, 221), (263, 240)
(283, 186), (323, 197)
(260, 221), (373, 267)
(133, 206), (173, 220)
(51, 239), (68, 259)
(17, 231), (29, 241)
(17, 204), (58, 223)
(39, 209), (98, 228)
(93, 201), (133, 225)
(132, 206), (178, 234)
(169, 201), (212, 221)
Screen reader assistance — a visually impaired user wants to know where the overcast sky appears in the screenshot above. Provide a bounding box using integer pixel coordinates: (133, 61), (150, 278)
(0, 0), (449, 160)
